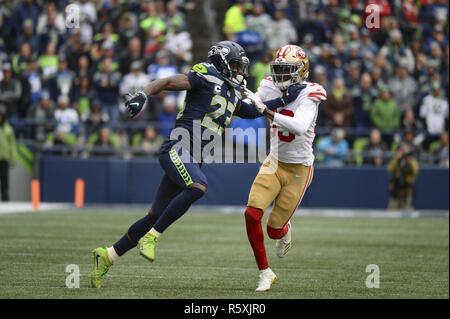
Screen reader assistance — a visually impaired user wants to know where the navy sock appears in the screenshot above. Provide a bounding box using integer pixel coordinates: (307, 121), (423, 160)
(153, 187), (204, 233)
(113, 212), (157, 256)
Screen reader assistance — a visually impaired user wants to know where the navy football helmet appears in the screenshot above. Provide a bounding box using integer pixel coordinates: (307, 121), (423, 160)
(207, 41), (249, 88)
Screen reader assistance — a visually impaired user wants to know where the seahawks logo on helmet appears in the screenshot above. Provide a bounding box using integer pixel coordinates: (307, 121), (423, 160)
(208, 46), (230, 58)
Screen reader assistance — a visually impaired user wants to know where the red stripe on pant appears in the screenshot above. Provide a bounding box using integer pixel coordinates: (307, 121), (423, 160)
(244, 206), (269, 270)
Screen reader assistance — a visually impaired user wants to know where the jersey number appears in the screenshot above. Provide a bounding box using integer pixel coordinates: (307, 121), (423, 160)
(202, 95), (236, 136)
(272, 109), (295, 142)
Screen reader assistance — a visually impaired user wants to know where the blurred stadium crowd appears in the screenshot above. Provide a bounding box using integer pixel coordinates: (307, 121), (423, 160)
(0, 0), (448, 167)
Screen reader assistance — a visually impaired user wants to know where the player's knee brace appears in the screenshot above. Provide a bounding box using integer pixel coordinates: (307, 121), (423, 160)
(244, 206), (264, 222)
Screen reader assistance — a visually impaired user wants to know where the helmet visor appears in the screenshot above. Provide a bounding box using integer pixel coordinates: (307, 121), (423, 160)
(270, 62), (298, 89)
(229, 56), (249, 79)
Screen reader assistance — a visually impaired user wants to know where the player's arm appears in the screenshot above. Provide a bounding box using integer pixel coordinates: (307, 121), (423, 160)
(234, 98), (289, 119)
(267, 99), (317, 136)
(142, 74), (192, 96)
(125, 74), (192, 118)
(236, 83), (306, 119)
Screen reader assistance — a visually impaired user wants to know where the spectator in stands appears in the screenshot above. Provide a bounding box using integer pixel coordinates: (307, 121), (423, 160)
(380, 29), (415, 73)
(345, 60), (361, 97)
(370, 86), (401, 132)
(75, 55), (92, 80)
(317, 128), (349, 166)
(223, 0), (248, 41)
(54, 95), (79, 136)
(117, 12), (141, 53)
(0, 104), (16, 201)
(119, 37), (143, 76)
(158, 95), (178, 137)
(93, 39), (120, 73)
(84, 100), (109, 136)
(132, 124), (164, 156)
(432, 131), (449, 167)
(245, 2), (272, 46)
(387, 143), (419, 211)
(323, 77), (354, 128)
(312, 64), (330, 92)
(37, 6), (64, 53)
(165, 1), (186, 34)
(165, 20), (193, 67)
(45, 95), (79, 152)
(353, 72), (377, 129)
(26, 90), (55, 142)
(267, 9), (297, 50)
(401, 109), (424, 133)
(62, 29), (87, 73)
(90, 126), (119, 157)
(0, 63), (22, 121)
(140, 1), (166, 35)
(12, 0), (39, 37)
(418, 59), (441, 99)
(359, 28), (379, 56)
(392, 128), (425, 159)
(76, 0), (97, 45)
(12, 42), (32, 75)
(388, 59), (418, 114)
(419, 80), (449, 136)
(249, 50), (272, 91)
(363, 129), (389, 166)
(44, 53), (76, 101)
(15, 18), (39, 53)
(36, 2), (65, 37)
(25, 58), (41, 104)
(38, 42), (59, 81)
(93, 57), (121, 125)
(148, 50), (178, 81)
(72, 76), (96, 122)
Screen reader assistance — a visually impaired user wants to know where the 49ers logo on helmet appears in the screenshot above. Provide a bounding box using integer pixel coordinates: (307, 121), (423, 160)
(297, 49), (306, 59)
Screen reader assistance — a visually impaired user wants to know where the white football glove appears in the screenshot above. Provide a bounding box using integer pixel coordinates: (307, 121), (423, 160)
(244, 88), (267, 114)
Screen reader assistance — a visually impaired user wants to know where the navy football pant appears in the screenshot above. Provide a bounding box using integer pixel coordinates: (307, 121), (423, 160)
(113, 148), (207, 256)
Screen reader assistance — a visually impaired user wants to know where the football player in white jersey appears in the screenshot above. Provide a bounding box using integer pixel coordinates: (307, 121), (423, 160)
(242, 44), (327, 291)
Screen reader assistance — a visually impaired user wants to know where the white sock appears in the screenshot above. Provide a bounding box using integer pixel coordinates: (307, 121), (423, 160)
(149, 228), (161, 238)
(107, 246), (119, 262)
(260, 267), (272, 275)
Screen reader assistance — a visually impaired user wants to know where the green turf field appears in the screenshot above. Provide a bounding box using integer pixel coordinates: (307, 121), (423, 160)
(0, 210), (448, 299)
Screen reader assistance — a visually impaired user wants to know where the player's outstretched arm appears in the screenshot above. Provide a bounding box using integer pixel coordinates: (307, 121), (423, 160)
(125, 74), (192, 118)
(142, 74), (192, 97)
(237, 83), (306, 119)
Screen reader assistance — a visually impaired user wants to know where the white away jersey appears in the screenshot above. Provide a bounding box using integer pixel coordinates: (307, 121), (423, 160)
(256, 77), (327, 165)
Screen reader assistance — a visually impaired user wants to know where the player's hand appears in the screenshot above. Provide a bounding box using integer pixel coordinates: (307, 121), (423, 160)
(125, 91), (147, 119)
(281, 83), (307, 105)
(244, 88), (267, 114)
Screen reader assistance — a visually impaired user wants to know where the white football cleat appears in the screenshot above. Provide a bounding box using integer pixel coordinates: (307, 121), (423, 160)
(255, 269), (278, 292)
(276, 221), (291, 258)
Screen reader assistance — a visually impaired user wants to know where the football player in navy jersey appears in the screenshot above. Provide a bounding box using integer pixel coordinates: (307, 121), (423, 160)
(90, 41), (304, 288)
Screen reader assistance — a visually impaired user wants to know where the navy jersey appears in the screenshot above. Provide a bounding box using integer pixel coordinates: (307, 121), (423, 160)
(159, 63), (243, 161)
